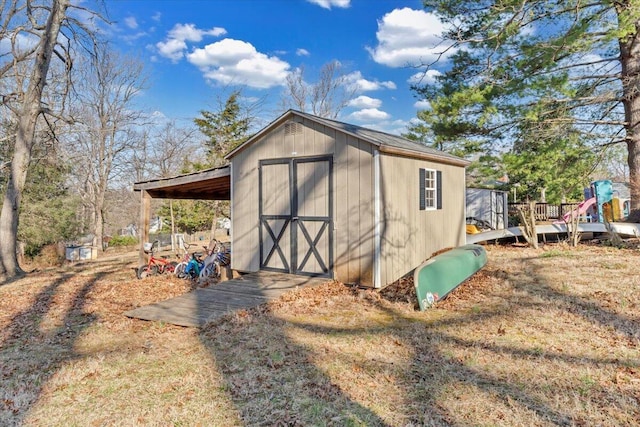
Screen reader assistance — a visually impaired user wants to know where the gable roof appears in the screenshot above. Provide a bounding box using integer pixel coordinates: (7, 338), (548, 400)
(226, 110), (469, 167)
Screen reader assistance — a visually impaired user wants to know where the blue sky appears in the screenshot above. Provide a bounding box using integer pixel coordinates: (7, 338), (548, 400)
(105, 0), (449, 135)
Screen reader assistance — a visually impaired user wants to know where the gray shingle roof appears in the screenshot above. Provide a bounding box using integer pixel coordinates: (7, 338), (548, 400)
(294, 110), (465, 164)
(227, 110), (468, 166)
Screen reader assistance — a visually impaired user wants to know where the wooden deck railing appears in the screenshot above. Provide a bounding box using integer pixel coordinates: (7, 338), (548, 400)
(508, 202), (588, 222)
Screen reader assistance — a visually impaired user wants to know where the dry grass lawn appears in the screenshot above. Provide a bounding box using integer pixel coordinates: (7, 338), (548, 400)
(1, 243), (639, 426)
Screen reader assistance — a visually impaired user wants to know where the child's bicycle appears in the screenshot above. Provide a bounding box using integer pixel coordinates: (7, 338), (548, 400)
(136, 240), (178, 279)
(199, 239), (231, 282)
(174, 241), (205, 281)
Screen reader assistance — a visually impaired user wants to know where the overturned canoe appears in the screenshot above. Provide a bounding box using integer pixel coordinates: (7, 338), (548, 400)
(414, 244), (487, 310)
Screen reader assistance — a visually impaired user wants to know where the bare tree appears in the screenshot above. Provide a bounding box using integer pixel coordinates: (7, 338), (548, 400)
(128, 121), (200, 183)
(0, 0), (102, 277)
(281, 60), (357, 119)
(66, 43), (147, 252)
(283, 66), (308, 112)
(149, 121), (199, 178)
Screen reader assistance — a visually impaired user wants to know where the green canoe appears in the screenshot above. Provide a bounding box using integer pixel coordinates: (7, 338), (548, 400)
(414, 244), (487, 310)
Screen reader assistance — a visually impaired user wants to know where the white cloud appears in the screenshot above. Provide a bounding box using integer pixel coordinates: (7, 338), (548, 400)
(307, 0), (350, 9)
(156, 23), (227, 62)
(385, 119), (411, 135)
(296, 48), (310, 56)
(171, 23), (226, 42)
(242, 96), (261, 103)
(414, 100), (431, 109)
(345, 71), (396, 91)
(124, 16), (138, 29)
(408, 70), (441, 85)
(121, 31), (148, 43)
(349, 108), (391, 122)
(355, 118), (409, 135)
(151, 110), (168, 121)
(157, 38), (188, 61)
(0, 32), (38, 56)
(348, 95), (382, 109)
(187, 38), (290, 89)
(367, 8), (452, 67)
(151, 12), (161, 22)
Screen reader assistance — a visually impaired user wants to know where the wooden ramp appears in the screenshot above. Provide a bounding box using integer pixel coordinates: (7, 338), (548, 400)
(124, 271), (329, 327)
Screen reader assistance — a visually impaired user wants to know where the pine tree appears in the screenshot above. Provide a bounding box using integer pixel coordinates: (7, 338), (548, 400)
(410, 1), (640, 210)
(194, 91), (250, 167)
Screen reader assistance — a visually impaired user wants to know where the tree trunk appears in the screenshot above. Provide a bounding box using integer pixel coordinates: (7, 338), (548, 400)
(0, 125), (33, 276)
(517, 202), (538, 249)
(94, 203), (104, 254)
(0, 0), (70, 277)
(627, 137), (640, 211)
(565, 203), (582, 247)
(93, 172), (108, 253)
(619, 13), (640, 212)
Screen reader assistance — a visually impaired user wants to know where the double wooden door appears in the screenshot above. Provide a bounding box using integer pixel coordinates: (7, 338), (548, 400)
(259, 156), (333, 277)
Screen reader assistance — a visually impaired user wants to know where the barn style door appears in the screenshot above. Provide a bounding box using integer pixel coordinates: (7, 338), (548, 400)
(259, 156), (333, 278)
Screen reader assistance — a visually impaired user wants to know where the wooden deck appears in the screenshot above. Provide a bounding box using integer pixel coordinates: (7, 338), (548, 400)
(124, 271), (330, 327)
(466, 221), (640, 244)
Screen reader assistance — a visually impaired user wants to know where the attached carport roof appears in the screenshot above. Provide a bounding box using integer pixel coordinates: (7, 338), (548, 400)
(132, 165), (230, 200)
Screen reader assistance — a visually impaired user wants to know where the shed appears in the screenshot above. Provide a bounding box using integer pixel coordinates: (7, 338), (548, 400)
(466, 188), (508, 230)
(225, 110), (469, 288)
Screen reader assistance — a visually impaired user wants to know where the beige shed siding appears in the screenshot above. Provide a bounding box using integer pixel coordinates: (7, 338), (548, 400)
(231, 117), (375, 284)
(378, 154), (466, 286)
(334, 134), (374, 285)
(231, 146), (260, 272)
(355, 138), (374, 285)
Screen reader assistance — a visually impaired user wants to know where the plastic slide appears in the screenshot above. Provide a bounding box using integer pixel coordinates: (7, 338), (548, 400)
(558, 197), (596, 223)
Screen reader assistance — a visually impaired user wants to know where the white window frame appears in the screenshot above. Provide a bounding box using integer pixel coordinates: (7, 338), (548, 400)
(423, 168), (437, 210)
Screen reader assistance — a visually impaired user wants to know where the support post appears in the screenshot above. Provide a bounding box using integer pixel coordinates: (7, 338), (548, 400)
(139, 190), (151, 266)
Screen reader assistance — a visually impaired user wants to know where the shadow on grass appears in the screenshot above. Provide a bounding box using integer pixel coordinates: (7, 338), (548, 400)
(509, 257), (640, 342)
(197, 252), (639, 425)
(198, 292), (393, 425)
(273, 309), (577, 425)
(0, 270), (110, 425)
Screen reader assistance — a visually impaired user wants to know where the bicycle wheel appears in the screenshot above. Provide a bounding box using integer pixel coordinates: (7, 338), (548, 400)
(200, 262), (218, 280)
(174, 262), (188, 279)
(137, 264), (158, 279)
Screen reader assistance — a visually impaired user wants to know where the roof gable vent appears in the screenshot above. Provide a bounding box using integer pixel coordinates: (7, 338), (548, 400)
(284, 121), (303, 136)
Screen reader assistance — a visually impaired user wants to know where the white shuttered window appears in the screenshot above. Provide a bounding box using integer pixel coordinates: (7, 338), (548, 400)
(419, 168), (442, 211)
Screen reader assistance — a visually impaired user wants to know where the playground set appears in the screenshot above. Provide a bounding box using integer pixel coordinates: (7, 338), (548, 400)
(560, 180), (630, 224)
(465, 179), (639, 246)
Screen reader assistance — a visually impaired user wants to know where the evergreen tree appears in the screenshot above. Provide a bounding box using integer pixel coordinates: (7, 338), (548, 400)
(503, 114), (596, 203)
(19, 148), (79, 256)
(410, 1), (640, 208)
(194, 90), (250, 166)
(1, 121), (80, 256)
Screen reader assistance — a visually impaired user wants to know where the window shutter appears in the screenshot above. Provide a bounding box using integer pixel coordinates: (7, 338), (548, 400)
(436, 170), (442, 210)
(419, 168), (426, 210)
